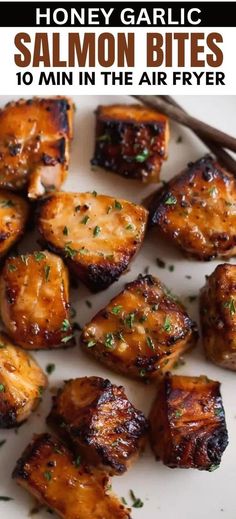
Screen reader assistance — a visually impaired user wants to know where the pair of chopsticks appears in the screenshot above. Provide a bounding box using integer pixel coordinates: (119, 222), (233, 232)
(132, 95), (236, 176)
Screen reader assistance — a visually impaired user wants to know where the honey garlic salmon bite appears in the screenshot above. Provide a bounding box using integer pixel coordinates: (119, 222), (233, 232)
(80, 274), (198, 381)
(92, 104), (169, 182)
(12, 433), (131, 519)
(47, 376), (148, 475)
(0, 251), (74, 350)
(149, 373), (228, 471)
(0, 190), (29, 258)
(37, 191), (148, 292)
(0, 333), (47, 428)
(0, 97), (73, 199)
(200, 263), (236, 370)
(148, 155), (236, 260)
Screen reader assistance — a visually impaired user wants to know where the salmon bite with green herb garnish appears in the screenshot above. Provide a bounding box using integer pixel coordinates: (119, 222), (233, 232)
(0, 251), (74, 350)
(37, 191), (148, 292)
(80, 274), (198, 381)
(92, 104), (169, 182)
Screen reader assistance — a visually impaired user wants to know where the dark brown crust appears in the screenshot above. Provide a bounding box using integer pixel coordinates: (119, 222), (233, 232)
(47, 376), (148, 475)
(200, 263), (236, 370)
(148, 155), (236, 260)
(149, 373), (228, 470)
(91, 104), (169, 183)
(80, 274), (198, 381)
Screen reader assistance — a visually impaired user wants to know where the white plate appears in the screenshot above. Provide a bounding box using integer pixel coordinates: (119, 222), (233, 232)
(0, 95), (236, 519)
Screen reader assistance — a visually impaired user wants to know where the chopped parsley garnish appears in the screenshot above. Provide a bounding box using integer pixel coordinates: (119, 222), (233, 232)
(125, 224), (134, 231)
(43, 471), (52, 482)
(61, 319), (70, 332)
(93, 225), (101, 237)
(125, 312), (135, 329)
(87, 340), (96, 348)
(163, 316), (172, 333)
(46, 364), (55, 375)
(139, 315), (147, 323)
(130, 490), (144, 508)
(44, 265), (50, 282)
(156, 257), (165, 268)
(97, 134), (111, 142)
(169, 265), (175, 272)
(146, 336), (155, 351)
(0, 384), (5, 392)
(208, 186), (218, 196)
(92, 190), (97, 197)
(135, 148), (149, 163)
(63, 226), (68, 236)
(121, 497), (128, 505)
(209, 464), (220, 472)
(164, 194), (177, 206)
(75, 455), (81, 467)
(174, 409), (182, 418)
(0, 496), (13, 501)
(34, 252), (46, 261)
(114, 200), (122, 210)
(111, 305), (123, 315)
(61, 335), (74, 343)
(7, 264), (17, 272)
(214, 408), (222, 416)
(0, 199), (14, 208)
(81, 215), (90, 225)
(223, 298), (236, 316)
(38, 386), (44, 397)
(104, 333), (115, 349)
(64, 242), (78, 258)
(0, 439), (6, 448)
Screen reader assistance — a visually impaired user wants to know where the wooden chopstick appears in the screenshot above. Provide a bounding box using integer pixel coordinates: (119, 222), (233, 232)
(132, 95), (236, 154)
(161, 95), (236, 175)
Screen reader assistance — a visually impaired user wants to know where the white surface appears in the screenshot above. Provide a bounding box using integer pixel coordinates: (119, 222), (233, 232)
(0, 95), (236, 519)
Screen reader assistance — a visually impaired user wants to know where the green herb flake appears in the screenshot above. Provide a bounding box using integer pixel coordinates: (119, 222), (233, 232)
(75, 455), (81, 467)
(223, 298), (236, 316)
(164, 194), (177, 206)
(97, 134), (111, 142)
(121, 497), (128, 506)
(43, 471), (52, 482)
(104, 333), (115, 349)
(38, 385), (44, 397)
(44, 265), (50, 282)
(114, 200), (122, 210)
(163, 316), (172, 333)
(0, 496), (13, 501)
(209, 464), (220, 472)
(208, 186), (218, 196)
(34, 252), (46, 262)
(63, 226), (68, 236)
(139, 315), (147, 323)
(130, 490), (144, 508)
(135, 148), (149, 163)
(64, 242), (78, 259)
(214, 408), (222, 417)
(92, 190), (97, 197)
(111, 305), (123, 315)
(125, 312), (135, 329)
(169, 265), (175, 272)
(70, 307), (77, 319)
(93, 225), (101, 237)
(87, 340), (96, 348)
(146, 336), (155, 351)
(174, 409), (182, 418)
(0, 439), (6, 448)
(81, 215), (90, 225)
(61, 335), (74, 344)
(0, 343), (5, 349)
(0, 200), (14, 208)
(139, 369), (146, 378)
(7, 263), (17, 272)
(151, 304), (158, 311)
(46, 364), (55, 375)
(125, 224), (134, 231)
(61, 319), (71, 332)
(0, 384), (5, 392)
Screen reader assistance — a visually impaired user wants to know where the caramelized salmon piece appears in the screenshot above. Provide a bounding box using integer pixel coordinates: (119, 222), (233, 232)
(149, 373), (228, 470)
(0, 97), (73, 199)
(80, 275), (198, 381)
(47, 376), (148, 475)
(92, 104), (169, 182)
(200, 263), (236, 370)
(0, 190), (29, 257)
(149, 155), (236, 260)
(37, 191), (148, 292)
(0, 333), (47, 428)
(12, 433), (131, 519)
(0, 251), (74, 350)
